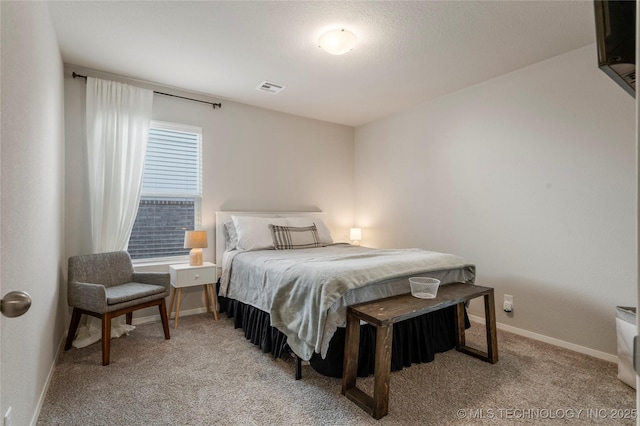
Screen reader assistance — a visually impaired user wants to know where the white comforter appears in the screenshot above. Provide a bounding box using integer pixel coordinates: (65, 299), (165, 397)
(220, 244), (474, 361)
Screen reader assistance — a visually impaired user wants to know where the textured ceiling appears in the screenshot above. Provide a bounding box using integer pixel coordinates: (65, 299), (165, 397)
(48, 1), (596, 127)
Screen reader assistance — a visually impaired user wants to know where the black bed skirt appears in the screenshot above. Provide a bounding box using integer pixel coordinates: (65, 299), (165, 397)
(218, 293), (469, 378)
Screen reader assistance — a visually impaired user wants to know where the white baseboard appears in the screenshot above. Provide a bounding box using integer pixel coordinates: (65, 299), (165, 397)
(138, 309), (619, 364)
(62, 309), (618, 366)
(141, 310), (618, 364)
(468, 314), (618, 364)
(133, 306), (212, 325)
(31, 335), (66, 426)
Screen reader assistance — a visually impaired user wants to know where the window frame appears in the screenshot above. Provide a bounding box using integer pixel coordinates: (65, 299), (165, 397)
(128, 120), (203, 264)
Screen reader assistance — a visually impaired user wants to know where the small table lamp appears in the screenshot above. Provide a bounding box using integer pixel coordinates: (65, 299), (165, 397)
(350, 228), (362, 246)
(184, 230), (207, 266)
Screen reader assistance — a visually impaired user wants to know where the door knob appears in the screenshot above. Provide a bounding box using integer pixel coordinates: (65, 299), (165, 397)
(1, 291), (32, 318)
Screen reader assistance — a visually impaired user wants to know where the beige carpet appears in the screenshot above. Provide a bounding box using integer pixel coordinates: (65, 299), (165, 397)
(38, 314), (635, 425)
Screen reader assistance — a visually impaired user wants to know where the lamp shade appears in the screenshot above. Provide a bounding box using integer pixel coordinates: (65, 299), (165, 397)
(318, 29), (357, 55)
(349, 228), (362, 241)
(184, 230), (208, 249)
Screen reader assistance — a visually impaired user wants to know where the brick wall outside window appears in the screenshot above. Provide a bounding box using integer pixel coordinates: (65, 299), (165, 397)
(128, 198), (194, 259)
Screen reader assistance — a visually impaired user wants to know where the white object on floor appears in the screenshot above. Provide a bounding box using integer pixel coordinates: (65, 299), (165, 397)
(72, 316), (134, 349)
(615, 306), (636, 389)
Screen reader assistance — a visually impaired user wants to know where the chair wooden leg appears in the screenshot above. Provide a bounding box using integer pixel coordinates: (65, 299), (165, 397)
(102, 313), (112, 366)
(159, 299), (171, 340)
(126, 312), (133, 325)
(64, 308), (83, 351)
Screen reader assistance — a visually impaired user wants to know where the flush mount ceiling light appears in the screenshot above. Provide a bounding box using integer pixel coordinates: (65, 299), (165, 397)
(318, 29), (357, 55)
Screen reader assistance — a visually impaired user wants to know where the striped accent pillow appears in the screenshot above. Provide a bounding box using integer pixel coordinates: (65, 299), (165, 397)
(269, 224), (321, 250)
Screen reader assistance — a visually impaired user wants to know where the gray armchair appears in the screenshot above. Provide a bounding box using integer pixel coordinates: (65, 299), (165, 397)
(64, 251), (170, 365)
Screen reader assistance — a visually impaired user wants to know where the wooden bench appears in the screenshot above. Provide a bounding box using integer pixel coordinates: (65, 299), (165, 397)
(341, 282), (498, 419)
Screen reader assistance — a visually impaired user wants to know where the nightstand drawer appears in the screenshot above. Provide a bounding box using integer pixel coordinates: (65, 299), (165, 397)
(169, 263), (217, 288)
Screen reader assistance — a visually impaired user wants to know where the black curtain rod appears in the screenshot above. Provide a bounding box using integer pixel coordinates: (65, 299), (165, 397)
(72, 72), (222, 109)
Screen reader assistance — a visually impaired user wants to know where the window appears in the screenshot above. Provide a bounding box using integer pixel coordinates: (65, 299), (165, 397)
(128, 121), (203, 261)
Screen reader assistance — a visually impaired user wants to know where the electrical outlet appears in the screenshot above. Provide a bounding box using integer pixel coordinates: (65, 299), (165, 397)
(503, 294), (513, 313)
(4, 406), (12, 426)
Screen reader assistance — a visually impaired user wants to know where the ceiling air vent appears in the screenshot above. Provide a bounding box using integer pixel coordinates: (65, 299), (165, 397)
(256, 80), (286, 94)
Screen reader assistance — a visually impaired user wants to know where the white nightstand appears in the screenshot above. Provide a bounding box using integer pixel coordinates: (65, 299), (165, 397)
(168, 262), (219, 328)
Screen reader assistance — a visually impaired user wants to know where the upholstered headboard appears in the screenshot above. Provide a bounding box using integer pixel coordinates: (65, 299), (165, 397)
(214, 211), (328, 265)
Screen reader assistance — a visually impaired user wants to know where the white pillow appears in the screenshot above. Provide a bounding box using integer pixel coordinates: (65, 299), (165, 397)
(285, 216), (333, 245)
(231, 216), (287, 251)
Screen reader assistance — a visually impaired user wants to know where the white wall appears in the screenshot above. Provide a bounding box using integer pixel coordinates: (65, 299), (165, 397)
(64, 66), (355, 315)
(355, 44), (636, 357)
(0, 2), (66, 425)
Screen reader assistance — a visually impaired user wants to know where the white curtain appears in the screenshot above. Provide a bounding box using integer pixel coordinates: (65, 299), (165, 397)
(73, 77), (154, 348)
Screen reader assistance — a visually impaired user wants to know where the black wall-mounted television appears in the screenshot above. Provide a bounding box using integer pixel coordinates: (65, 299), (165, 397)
(594, 0), (636, 98)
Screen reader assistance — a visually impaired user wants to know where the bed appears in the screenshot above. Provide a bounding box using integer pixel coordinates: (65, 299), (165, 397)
(215, 211), (476, 378)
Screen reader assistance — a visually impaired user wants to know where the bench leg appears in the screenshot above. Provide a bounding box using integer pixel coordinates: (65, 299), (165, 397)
(342, 310), (361, 394)
(372, 324), (393, 419)
(455, 302), (466, 350)
(484, 291), (498, 363)
(343, 311), (392, 419)
(455, 291), (499, 364)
